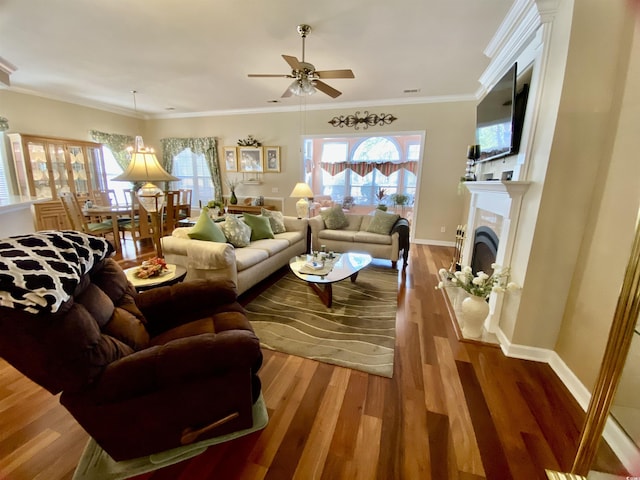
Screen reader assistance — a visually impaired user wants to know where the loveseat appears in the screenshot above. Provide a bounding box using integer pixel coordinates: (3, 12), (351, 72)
(309, 207), (410, 268)
(162, 213), (308, 295)
(0, 231), (263, 461)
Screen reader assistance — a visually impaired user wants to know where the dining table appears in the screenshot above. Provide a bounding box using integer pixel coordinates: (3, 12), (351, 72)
(84, 205), (133, 254)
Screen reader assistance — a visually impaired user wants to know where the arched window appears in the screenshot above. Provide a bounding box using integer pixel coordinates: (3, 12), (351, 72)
(313, 134), (420, 207)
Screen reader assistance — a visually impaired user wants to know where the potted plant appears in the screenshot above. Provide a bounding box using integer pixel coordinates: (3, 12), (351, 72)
(390, 193), (410, 215)
(206, 199), (224, 217)
(437, 265), (518, 338)
(375, 187), (387, 211)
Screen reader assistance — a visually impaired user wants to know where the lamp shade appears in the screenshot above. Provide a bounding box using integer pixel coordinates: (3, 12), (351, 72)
(289, 182), (314, 198)
(112, 151), (179, 183)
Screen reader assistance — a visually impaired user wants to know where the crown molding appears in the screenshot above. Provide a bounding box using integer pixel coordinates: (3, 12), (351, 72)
(479, 0), (561, 92)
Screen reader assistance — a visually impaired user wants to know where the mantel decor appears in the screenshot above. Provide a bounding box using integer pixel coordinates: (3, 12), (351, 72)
(328, 111), (397, 130)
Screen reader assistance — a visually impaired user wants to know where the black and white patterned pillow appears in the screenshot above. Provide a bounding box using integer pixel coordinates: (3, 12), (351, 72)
(0, 231), (114, 314)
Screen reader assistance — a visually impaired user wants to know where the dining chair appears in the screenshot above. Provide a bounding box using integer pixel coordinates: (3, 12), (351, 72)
(178, 189), (192, 219)
(89, 190), (112, 207)
(163, 190), (181, 235)
(119, 190), (155, 256)
(59, 192), (116, 244)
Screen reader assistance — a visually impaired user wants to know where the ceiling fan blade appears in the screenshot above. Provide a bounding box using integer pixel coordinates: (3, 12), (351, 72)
(282, 55), (302, 70)
(315, 69), (355, 79)
(248, 73), (293, 78)
(314, 80), (342, 98)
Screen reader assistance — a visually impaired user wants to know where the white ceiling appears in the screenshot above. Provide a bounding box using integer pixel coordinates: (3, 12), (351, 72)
(0, 0), (514, 118)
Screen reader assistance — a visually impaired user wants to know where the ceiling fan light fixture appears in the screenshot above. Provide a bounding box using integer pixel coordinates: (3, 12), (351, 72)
(289, 78), (316, 96)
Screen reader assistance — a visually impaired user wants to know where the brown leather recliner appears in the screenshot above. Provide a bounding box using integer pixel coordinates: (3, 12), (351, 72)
(0, 232), (263, 461)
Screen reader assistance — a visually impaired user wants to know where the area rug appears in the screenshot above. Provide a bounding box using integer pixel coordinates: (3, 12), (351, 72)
(245, 265), (399, 377)
(72, 394), (268, 480)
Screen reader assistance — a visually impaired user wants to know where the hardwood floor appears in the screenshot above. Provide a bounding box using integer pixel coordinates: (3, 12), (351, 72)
(0, 238), (623, 479)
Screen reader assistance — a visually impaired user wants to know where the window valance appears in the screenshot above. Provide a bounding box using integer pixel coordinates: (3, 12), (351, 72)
(320, 160), (418, 177)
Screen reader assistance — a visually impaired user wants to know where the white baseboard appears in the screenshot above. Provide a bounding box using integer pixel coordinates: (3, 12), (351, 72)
(495, 327), (640, 471)
(412, 238), (456, 247)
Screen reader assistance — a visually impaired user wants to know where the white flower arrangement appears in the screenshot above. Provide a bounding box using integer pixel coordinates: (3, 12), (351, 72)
(437, 264), (519, 299)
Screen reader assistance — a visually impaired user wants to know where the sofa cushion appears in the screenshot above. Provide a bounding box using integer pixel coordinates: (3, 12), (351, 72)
(320, 205), (348, 230)
(353, 231), (393, 245)
(188, 209), (227, 243)
(243, 213), (275, 241)
(234, 247), (270, 271)
(220, 216), (251, 247)
(103, 307), (150, 351)
(366, 210), (400, 235)
(346, 215), (364, 231)
(319, 229), (357, 242)
(261, 208), (286, 234)
(248, 238), (290, 256)
(275, 230), (305, 246)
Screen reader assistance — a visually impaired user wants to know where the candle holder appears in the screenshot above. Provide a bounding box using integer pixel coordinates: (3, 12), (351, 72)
(464, 144), (481, 181)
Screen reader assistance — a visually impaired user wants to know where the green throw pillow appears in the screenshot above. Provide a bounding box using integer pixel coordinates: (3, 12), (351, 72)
(320, 205), (349, 230)
(366, 209), (400, 235)
(261, 208), (286, 234)
(220, 215), (252, 247)
(188, 208), (227, 242)
(243, 213), (275, 241)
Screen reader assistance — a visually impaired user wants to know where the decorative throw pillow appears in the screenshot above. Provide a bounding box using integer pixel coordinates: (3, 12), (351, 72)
(261, 208), (286, 234)
(188, 208), (227, 242)
(220, 215), (251, 247)
(243, 213), (275, 241)
(366, 209), (400, 235)
(320, 205), (349, 230)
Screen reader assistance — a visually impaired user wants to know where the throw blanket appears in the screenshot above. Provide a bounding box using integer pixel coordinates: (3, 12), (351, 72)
(0, 231), (114, 314)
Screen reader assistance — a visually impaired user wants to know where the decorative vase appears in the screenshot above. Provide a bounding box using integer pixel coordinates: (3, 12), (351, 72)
(230, 191), (238, 205)
(460, 295), (489, 338)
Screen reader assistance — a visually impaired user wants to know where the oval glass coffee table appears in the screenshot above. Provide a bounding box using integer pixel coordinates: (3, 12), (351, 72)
(289, 252), (372, 307)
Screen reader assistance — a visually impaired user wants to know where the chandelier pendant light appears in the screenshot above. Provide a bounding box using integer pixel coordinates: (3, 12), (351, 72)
(112, 91), (179, 257)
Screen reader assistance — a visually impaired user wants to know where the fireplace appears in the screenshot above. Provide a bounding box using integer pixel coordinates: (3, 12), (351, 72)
(471, 226), (499, 276)
(461, 181), (530, 334)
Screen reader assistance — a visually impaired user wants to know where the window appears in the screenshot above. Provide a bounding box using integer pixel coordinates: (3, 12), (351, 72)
(0, 133), (10, 203)
(171, 148), (214, 206)
(311, 134), (422, 207)
(101, 147), (131, 205)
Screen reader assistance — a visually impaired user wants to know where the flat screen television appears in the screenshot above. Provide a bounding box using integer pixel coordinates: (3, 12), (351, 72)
(476, 62), (529, 162)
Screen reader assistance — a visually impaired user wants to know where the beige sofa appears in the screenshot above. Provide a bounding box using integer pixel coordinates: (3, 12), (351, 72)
(161, 216), (308, 295)
(309, 213), (410, 269)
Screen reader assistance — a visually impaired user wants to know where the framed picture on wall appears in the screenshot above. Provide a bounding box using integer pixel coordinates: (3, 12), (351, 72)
(264, 146), (280, 173)
(239, 147), (264, 173)
(223, 147), (238, 172)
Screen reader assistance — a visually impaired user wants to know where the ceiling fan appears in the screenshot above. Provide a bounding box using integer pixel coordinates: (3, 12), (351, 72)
(248, 24), (355, 99)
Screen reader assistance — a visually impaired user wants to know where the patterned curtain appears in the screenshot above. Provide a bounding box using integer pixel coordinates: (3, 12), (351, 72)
(0, 117), (8, 132)
(321, 160), (417, 177)
(160, 137), (222, 202)
(89, 130), (134, 170)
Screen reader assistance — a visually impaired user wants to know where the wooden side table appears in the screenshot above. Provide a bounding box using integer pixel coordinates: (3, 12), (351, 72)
(124, 264), (187, 292)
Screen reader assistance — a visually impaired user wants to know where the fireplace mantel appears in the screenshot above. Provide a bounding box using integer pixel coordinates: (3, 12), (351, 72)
(463, 180), (530, 196)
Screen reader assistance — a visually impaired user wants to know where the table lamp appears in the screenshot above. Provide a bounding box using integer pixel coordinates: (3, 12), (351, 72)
(112, 136), (179, 257)
(290, 182), (314, 218)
